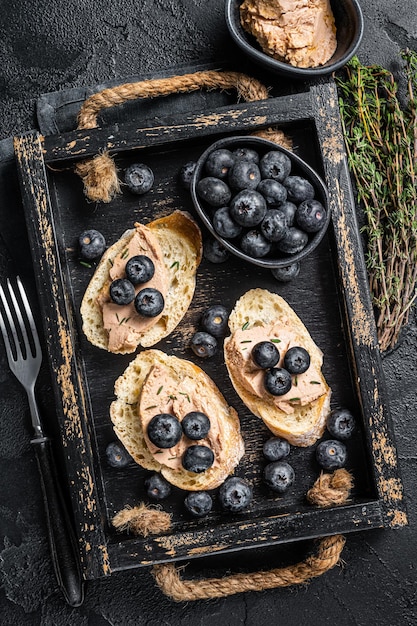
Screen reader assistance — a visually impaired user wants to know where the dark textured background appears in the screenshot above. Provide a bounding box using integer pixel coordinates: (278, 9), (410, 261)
(1, 1), (416, 624)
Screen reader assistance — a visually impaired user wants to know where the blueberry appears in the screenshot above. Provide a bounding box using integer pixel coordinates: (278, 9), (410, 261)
(276, 227), (309, 255)
(125, 255), (155, 284)
(218, 476), (253, 512)
(105, 441), (132, 468)
(229, 190), (267, 227)
(327, 408), (356, 440)
(264, 367), (292, 396)
(184, 491), (213, 517)
(262, 437), (290, 462)
(190, 331), (218, 358)
(276, 201), (297, 226)
(205, 149), (235, 179)
(232, 147), (260, 163)
(284, 346), (310, 374)
(257, 179), (287, 206)
(260, 209), (288, 242)
(110, 278), (135, 305)
(182, 411), (211, 440)
(78, 229), (106, 260)
(271, 262), (301, 282)
(228, 160), (261, 191)
(252, 341), (280, 369)
(284, 176), (315, 203)
(263, 461), (295, 493)
(147, 413), (183, 449)
(296, 199), (327, 233)
(316, 439), (347, 470)
(182, 445), (214, 473)
(134, 288), (164, 317)
(259, 151), (292, 182)
(196, 177), (232, 207)
(240, 230), (271, 258)
(201, 304), (229, 337)
(144, 473), (172, 500)
(125, 163), (154, 195)
(179, 161), (197, 189)
(203, 237), (230, 264)
(212, 207), (243, 239)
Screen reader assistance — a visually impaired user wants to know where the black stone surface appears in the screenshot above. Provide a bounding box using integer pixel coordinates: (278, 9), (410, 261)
(0, 1), (416, 624)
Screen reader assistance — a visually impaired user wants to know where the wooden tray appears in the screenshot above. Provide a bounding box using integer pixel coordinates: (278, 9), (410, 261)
(13, 79), (407, 581)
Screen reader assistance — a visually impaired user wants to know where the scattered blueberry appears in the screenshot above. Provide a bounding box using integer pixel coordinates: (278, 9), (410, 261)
(232, 147), (260, 163)
(125, 163), (154, 195)
(212, 207), (243, 239)
(179, 161), (197, 189)
(228, 160), (261, 191)
(205, 149), (235, 179)
(203, 237), (230, 263)
(229, 189), (267, 227)
(125, 255), (155, 285)
(110, 278), (135, 305)
(296, 199), (327, 233)
(196, 177), (232, 207)
(327, 408), (356, 440)
(276, 227), (309, 255)
(190, 331), (218, 358)
(79, 229), (106, 260)
(259, 151), (292, 182)
(134, 288), (164, 317)
(201, 304), (229, 337)
(182, 411), (211, 440)
(257, 179), (287, 206)
(316, 439), (347, 470)
(264, 367), (292, 396)
(276, 201), (297, 226)
(263, 461), (295, 493)
(147, 413), (183, 449)
(260, 209), (288, 242)
(271, 262), (301, 282)
(182, 444), (214, 473)
(219, 476), (253, 512)
(262, 437), (290, 462)
(284, 346), (310, 374)
(284, 175), (315, 203)
(105, 441), (132, 468)
(240, 230), (271, 258)
(184, 491), (213, 517)
(144, 473), (172, 500)
(252, 341), (280, 369)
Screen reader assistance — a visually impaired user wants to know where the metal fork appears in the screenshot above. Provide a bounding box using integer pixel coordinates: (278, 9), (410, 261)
(0, 277), (84, 607)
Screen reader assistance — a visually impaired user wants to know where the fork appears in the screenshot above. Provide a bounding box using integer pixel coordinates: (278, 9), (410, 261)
(0, 277), (84, 607)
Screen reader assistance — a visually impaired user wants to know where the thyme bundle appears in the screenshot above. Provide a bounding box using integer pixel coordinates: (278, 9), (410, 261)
(336, 51), (417, 352)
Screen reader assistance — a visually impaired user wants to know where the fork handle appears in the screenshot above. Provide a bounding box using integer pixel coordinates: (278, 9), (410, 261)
(32, 436), (85, 607)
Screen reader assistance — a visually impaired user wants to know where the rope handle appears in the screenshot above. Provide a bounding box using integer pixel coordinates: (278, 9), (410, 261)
(112, 469), (353, 602)
(74, 70), (271, 203)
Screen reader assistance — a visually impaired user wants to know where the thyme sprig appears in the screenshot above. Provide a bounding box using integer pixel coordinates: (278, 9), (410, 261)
(336, 52), (417, 351)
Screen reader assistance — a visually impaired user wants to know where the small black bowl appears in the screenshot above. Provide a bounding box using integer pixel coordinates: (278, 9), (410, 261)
(190, 136), (330, 270)
(225, 0), (364, 78)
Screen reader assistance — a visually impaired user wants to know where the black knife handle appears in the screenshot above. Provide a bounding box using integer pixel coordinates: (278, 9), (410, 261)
(32, 436), (84, 607)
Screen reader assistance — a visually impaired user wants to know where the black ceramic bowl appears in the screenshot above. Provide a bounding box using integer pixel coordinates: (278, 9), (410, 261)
(225, 0), (364, 78)
(190, 136), (330, 269)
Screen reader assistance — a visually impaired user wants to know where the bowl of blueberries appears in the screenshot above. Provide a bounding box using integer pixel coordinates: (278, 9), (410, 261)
(190, 135), (330, 270)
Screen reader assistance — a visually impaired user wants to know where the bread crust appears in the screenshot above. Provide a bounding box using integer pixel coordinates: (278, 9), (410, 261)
(110, 349), (245, 490)
(80, 211), (202, 354)
(224, 288), (331, 447)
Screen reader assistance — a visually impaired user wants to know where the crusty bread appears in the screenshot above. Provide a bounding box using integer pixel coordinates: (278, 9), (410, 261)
(110, 349), (245, 491)
(80, 211), (202, 354)
(224, 288), (331, 447)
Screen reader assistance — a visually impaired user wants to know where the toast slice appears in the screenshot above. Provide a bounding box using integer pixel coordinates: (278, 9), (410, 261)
(110, 349), (245, 491)
(224, 288), (331, 446)
(80, 210), (202, 354)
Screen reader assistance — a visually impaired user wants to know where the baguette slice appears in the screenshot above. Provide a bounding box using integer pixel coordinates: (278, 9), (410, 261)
(110, 349), (245, 491)
(224, 288), (331, 447)
(80, 210), (202, 354)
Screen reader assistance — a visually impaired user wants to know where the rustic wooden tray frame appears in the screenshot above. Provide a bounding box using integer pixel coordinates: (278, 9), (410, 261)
(13, 80), (407, 581)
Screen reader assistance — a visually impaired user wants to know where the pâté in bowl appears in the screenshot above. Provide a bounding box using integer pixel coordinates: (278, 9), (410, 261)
(190, 135), (330, 270)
